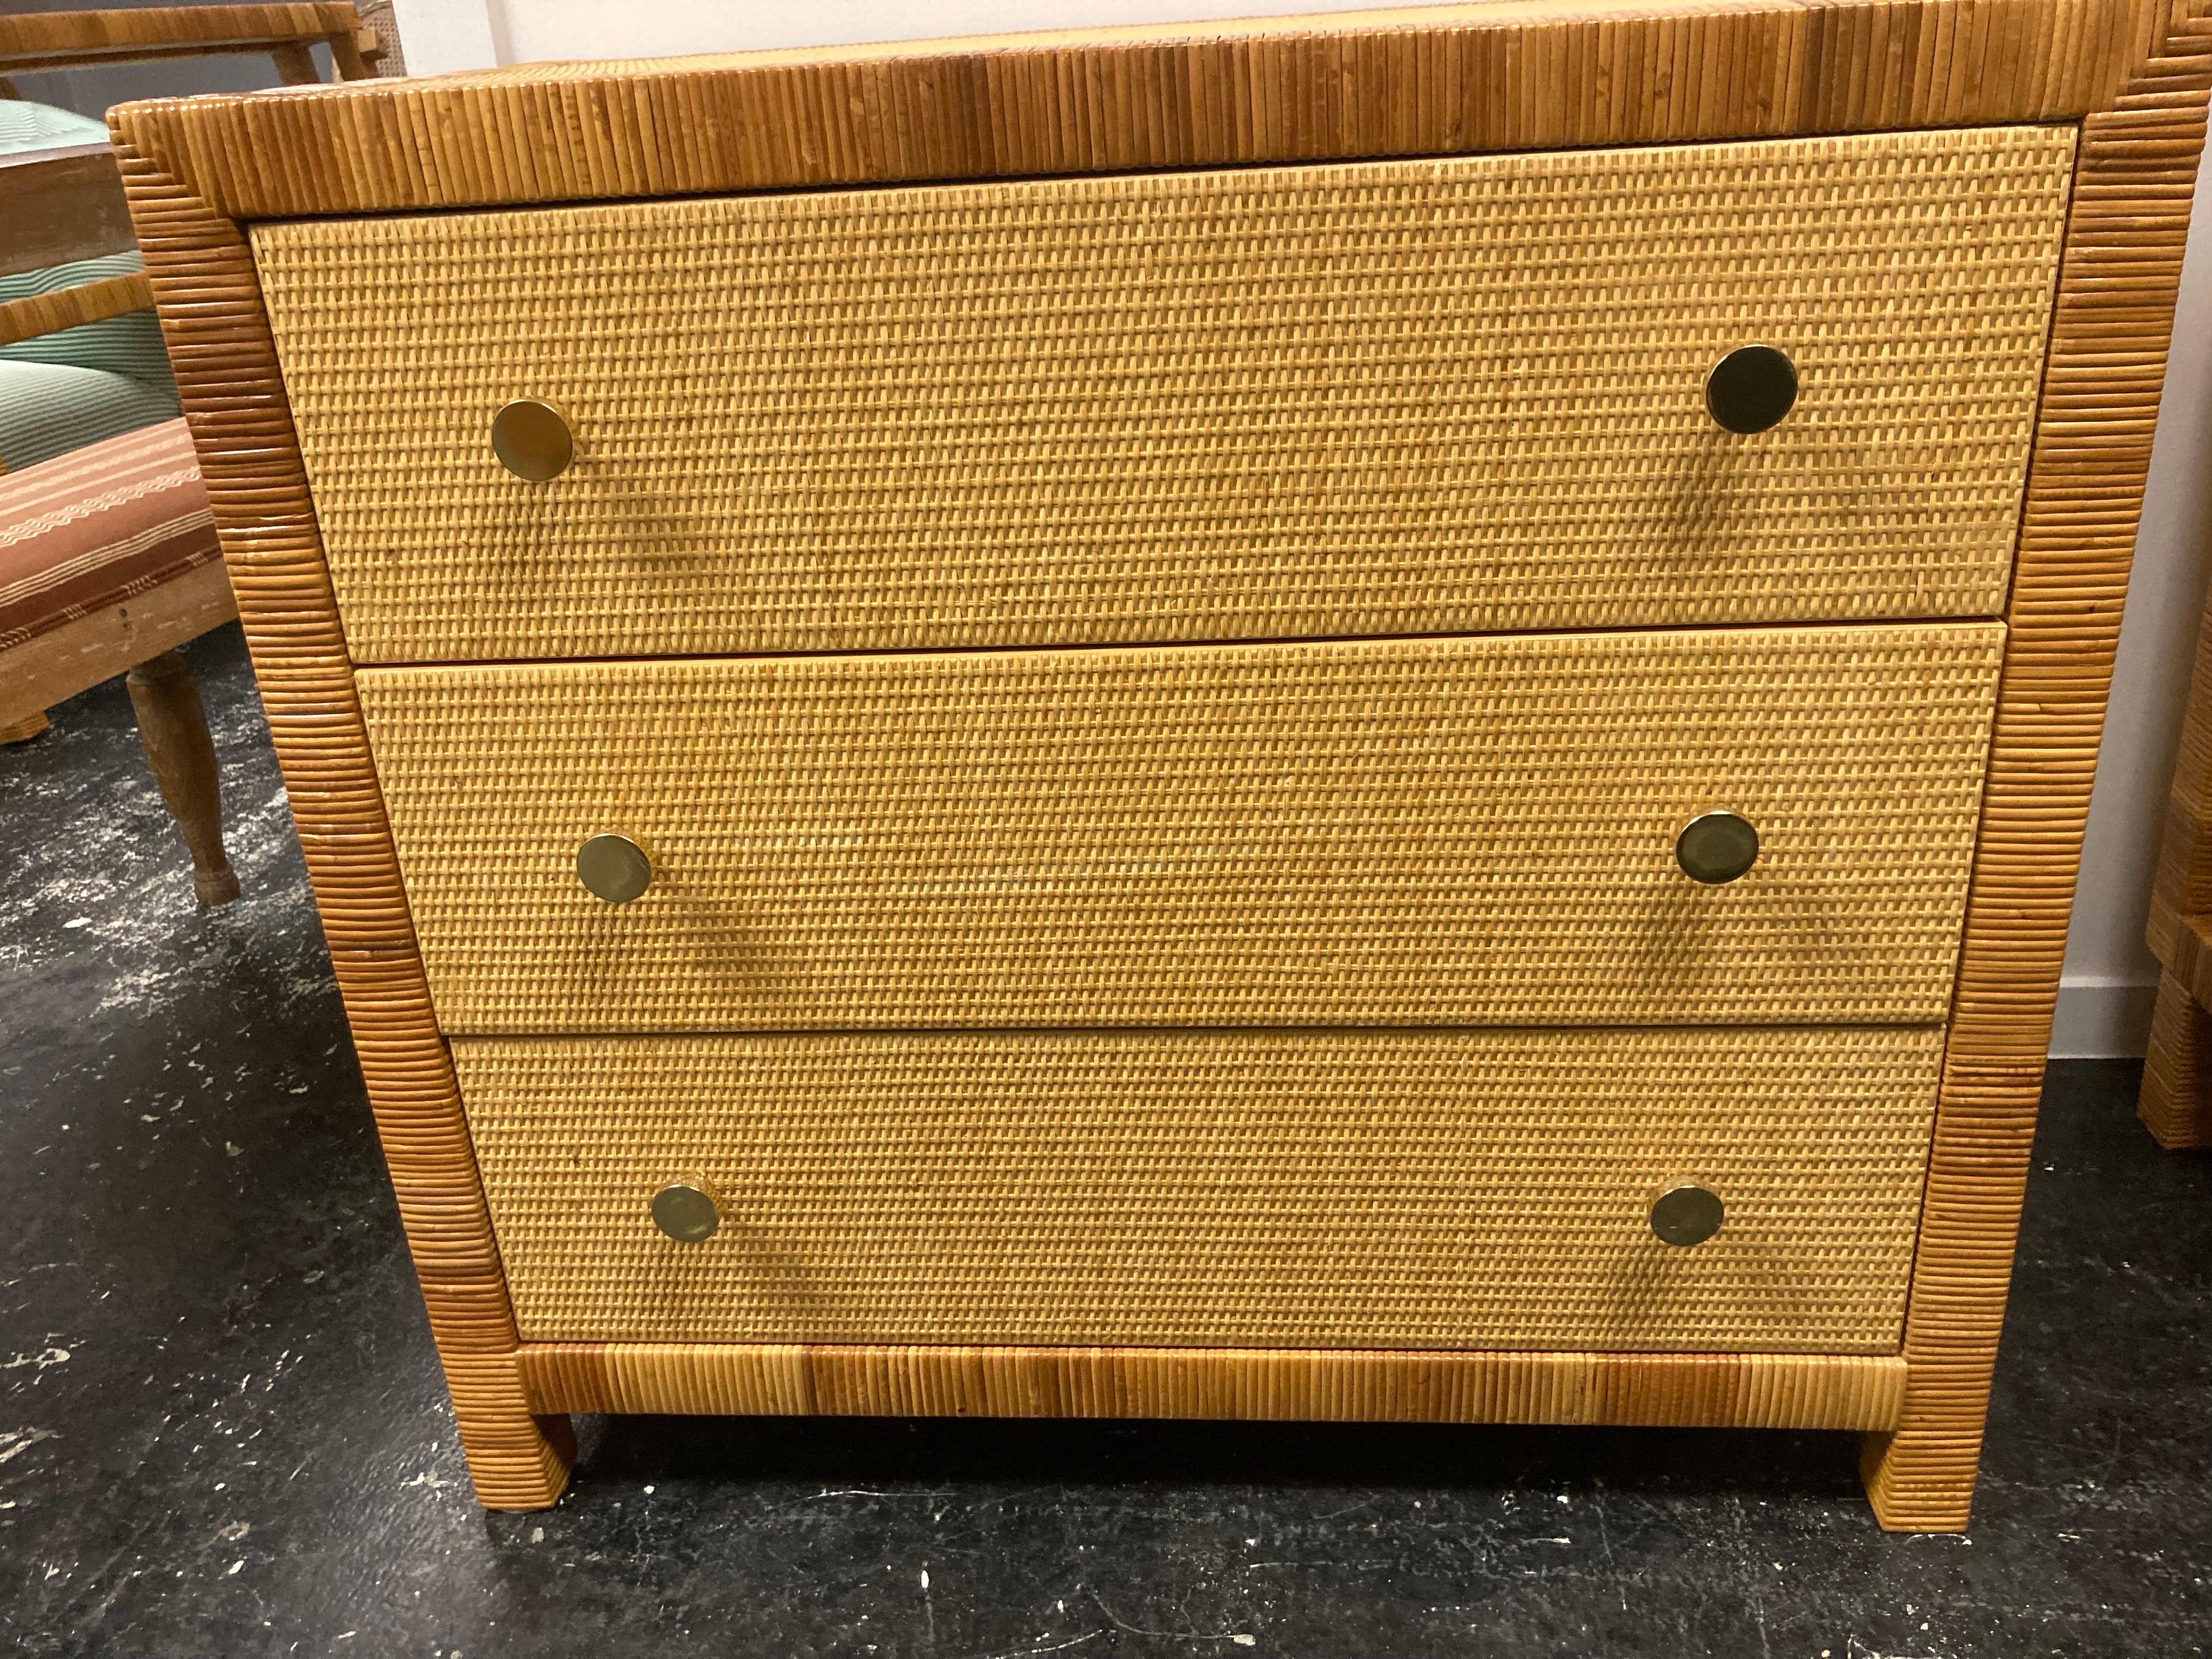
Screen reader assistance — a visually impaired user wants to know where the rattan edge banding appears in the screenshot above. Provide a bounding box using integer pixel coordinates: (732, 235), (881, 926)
(110, 0), (2160, 220)
(107, 138), (575, 1509)
(1860, 0), (2212, 1531)
(516, 1345), (1910, 1430)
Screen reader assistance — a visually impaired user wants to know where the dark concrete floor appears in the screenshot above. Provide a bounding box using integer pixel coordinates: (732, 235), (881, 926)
(2, 622), (2209, 1658)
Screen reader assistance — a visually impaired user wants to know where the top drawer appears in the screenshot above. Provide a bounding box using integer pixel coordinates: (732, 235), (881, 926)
(253, 126), (2074, 665)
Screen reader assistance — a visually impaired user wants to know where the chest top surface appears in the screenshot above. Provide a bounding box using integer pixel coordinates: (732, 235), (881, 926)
(106, 0), (2171, 221)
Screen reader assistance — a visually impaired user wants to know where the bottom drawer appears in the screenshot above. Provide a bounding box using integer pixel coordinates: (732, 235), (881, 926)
(457, 1026), (1942, 1353)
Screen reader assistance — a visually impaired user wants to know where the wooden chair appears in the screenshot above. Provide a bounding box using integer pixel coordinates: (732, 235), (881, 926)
(1, 8), (380, 287)
(0, 6), (380, 905)
(0, 418), (244, 903)
(2141, 589), (2212, 1149)
(0, 4), (380, 97)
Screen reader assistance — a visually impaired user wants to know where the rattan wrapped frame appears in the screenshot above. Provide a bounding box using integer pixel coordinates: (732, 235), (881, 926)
(109, 0), (2212, 1530)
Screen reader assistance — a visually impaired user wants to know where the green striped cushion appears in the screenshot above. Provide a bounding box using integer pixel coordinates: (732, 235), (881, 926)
(0, 359), (180, 473)
(0, 251), (181, 472)
(0, 253), (179, 387)
(0, 105), (182, 470)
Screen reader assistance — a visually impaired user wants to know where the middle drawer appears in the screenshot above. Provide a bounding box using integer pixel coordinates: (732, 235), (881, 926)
(354, 622), (2004, 1035)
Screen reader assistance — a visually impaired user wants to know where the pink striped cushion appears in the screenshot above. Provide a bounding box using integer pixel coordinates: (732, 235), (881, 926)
(0, 419), (219, 651)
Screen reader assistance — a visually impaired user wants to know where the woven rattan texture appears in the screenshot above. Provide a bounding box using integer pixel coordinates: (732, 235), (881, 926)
(253, 126), (2070, 665)
(355, 623), (2004, 1034)
(458, 1025), (1943, 1350)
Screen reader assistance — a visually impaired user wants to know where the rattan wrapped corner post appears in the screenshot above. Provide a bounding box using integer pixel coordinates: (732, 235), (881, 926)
(109, 0), (2211, 1530)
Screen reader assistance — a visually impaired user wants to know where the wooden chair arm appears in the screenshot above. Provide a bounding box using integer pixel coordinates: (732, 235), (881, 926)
(0, 8), (382, 282)
(0, 144), (136, 279)
(0, 5), (376, 83)
(0, 271), (154, 350)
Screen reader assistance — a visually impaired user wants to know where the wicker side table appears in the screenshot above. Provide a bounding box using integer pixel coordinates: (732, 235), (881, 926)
(2142, 581), (2212, 1148)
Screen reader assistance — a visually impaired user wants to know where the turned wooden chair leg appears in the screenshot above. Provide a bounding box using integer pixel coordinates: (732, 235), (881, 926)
(126, 649), (241, 906)
(2140, 966), (2212, 1148)
(1, 710), (50, 743)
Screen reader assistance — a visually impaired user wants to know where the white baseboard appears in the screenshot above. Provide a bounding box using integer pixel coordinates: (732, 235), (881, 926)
(2049, 976), (2161, 1058)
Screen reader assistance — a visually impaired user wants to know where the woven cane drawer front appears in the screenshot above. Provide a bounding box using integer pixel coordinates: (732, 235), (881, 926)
(456, 1025), (1943, 1351)
(255, 125), (2072, 665)
(354, 621), (2004, 1034)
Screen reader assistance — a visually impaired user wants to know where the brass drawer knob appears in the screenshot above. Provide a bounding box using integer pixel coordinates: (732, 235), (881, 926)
(1650, 1186), (1724, 1247)
(577, 832), (652, 904)
(1705, 345), (1797, 435)
(1675, 811), (1759, 885)
(490, 397), (574, 481)
(650, 1180), (722, 1243)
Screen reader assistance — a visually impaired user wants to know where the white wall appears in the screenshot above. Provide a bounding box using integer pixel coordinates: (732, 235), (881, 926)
(394, 0), (2212, 1057)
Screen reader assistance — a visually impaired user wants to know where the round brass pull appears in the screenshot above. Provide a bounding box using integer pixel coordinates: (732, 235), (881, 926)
(577, 832), (652, 904)
(651, 1180), (722, 1243)
(490, 397), (574, 481)
(1705, 345), (1798, 435)
(1675, 811), (1759, 885)
(1650, 1186), (1724, 1248)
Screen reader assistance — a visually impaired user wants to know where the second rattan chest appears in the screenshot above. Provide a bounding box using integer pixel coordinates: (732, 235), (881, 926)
(114, 0), (2211, 1530)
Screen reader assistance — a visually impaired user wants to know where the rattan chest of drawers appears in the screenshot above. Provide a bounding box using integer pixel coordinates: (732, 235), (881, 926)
(113, 0), (2211, 1531)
